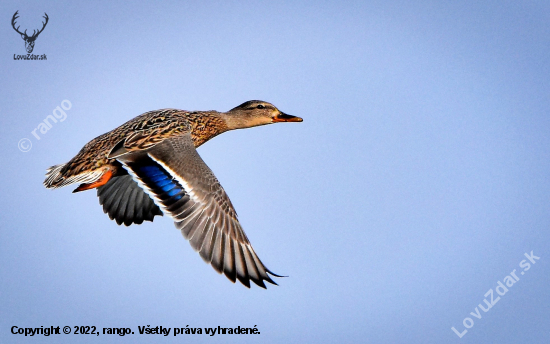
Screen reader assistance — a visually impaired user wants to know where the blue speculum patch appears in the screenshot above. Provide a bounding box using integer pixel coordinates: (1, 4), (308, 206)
(135, 163), (184, 201)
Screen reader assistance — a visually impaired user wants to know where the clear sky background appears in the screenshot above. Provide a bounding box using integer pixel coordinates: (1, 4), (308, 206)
(1, 1), (549, 343)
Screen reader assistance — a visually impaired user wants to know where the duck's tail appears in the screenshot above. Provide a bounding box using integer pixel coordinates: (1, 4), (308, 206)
(44, 163), (112, 192)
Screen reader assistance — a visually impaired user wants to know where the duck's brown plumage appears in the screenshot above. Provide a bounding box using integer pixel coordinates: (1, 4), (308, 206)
(45, 109), (229, 190)
(44, 100), (303, 288)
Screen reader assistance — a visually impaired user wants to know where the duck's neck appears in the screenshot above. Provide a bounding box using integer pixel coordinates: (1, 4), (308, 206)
(220, 111), (268, 130)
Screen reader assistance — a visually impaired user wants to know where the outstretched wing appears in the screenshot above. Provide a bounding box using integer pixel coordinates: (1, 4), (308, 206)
(116, 132), (281, 288)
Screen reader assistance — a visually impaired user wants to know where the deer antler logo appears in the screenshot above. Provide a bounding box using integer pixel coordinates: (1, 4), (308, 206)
(12, 11), (49, 54)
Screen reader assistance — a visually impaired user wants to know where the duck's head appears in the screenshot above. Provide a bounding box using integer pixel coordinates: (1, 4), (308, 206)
(223, 100), (303, 130)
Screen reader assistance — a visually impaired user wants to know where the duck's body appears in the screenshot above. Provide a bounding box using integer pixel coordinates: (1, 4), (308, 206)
(44, 100), (302, 288)
(45, 109), (228, 191)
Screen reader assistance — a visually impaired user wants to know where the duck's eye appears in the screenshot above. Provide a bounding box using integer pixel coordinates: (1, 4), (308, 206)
(257, 104), (265, 109)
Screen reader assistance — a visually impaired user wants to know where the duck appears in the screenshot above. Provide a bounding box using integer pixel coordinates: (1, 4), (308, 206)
(44, 100), (303, 288)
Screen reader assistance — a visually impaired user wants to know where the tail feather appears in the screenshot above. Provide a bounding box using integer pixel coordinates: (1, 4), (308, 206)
(44, 163), (106, 189)
(44, 164), (66, 188)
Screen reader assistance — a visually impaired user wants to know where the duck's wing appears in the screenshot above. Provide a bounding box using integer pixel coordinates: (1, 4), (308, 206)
(115, 132), (281, 288)
(97, 174), (163, 226)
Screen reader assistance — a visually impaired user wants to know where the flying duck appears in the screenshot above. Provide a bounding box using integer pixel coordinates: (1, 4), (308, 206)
(44, 100), (303, 288)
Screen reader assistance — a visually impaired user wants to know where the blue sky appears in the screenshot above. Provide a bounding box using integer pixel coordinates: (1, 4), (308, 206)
(1, 1), (549, 343)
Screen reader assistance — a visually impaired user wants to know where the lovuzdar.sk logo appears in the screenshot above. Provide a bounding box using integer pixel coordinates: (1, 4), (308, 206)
(12, 10), (48, 60)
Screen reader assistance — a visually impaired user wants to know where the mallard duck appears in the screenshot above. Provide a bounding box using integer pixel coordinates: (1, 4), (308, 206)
(44, 100), (303, 288)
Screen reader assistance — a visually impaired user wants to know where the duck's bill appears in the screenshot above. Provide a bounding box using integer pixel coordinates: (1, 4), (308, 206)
(273, 112), (303, 122)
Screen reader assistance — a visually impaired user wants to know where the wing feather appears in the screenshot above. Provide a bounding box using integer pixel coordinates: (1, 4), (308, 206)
(97, 175), (162, 225)
(116, 132), (280, 288)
